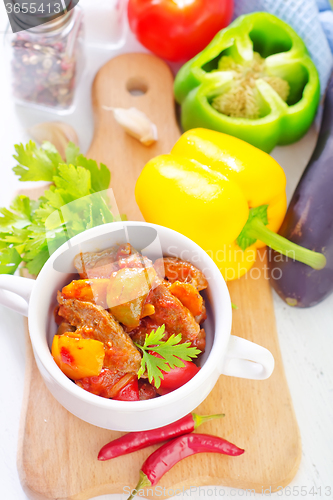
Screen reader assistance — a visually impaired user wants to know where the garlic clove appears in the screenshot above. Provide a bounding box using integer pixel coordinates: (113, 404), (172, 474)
(28, 122), (79, 160)
(104, 106), (158, 146)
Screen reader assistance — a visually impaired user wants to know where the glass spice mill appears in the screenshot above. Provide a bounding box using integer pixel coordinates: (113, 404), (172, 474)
(5, 0), (84, 113)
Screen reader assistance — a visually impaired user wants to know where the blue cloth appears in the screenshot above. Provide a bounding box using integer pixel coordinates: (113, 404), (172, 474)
(233, 0), (333, 94)
(317, 0), (331, 11)
(319, 10), (333, 51)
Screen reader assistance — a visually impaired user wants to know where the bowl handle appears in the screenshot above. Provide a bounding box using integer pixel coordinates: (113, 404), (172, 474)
(220, 335), (275, 380)
(0, 275), (34, 317)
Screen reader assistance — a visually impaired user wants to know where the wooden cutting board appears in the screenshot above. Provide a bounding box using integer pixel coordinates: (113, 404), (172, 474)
(17, 53), (301, 500)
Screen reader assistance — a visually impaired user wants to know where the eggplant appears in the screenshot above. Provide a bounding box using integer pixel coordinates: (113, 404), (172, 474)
(268, 74), (333, 308)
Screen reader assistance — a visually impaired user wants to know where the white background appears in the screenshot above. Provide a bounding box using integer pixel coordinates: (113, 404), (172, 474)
(0, 2), (332, 499)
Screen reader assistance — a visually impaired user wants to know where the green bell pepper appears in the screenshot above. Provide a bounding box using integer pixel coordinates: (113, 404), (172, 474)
(174, 12), (320, 153)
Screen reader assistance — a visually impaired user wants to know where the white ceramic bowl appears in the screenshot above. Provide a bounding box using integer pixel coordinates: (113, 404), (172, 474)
(0, 221), (274, 431)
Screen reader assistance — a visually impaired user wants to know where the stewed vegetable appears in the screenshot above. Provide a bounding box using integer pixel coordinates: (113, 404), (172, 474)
(52, 244), (209, 401)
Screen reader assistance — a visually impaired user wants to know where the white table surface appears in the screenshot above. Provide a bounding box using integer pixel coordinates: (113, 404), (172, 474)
(0, 3), (332, 499)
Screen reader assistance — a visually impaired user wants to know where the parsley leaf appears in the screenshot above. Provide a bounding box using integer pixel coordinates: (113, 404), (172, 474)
(53, 164), (91, 200)
(135, 325), (201, 389)
(65, 142), (80, 165)
(13, 141), (62, 181)
(0, 246), (22, 274)
(76, 155), (111, 192)
(0, 140), (116, 276)
(10, 195), (33, 221)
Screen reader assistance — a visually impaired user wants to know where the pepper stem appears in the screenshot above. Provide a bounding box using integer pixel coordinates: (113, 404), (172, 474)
(127, 471), (151, 500)
(246, 217), (326, 270)
(192, 413), (225, 429)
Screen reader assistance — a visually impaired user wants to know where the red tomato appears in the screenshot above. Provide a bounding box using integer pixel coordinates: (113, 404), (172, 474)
(151, 353), (200, 395)
(113, 377), (140, 401)
(127, 0), (234, 62)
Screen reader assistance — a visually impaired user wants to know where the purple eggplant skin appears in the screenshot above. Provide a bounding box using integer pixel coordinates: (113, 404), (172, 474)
(268, 75), (333, 308)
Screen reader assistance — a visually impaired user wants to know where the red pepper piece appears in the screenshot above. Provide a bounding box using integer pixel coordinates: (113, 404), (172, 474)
(150, 352), (200, 395)
(98, 413), (224, 461)
(157, 359), (200, 395)
(128, 433), (244, 498)
(77, 370), (130, 399)
(113, 378), (140, 401)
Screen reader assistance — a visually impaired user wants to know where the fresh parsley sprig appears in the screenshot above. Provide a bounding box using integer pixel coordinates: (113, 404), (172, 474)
(135, 325), (201, 389)
(0, 141), (119, 276)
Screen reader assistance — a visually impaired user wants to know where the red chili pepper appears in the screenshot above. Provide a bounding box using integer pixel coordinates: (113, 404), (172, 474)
(98, 412), (224, 461)
(128, 433), (244, 498)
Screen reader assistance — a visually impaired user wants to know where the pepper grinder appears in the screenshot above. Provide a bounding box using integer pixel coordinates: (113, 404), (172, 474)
(5, 0), (85, 113)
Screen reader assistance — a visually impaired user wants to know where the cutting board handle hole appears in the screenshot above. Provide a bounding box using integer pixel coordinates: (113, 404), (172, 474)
(126, 77), (148, 96)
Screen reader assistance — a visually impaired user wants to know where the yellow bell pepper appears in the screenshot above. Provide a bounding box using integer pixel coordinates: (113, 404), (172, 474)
(135, 128), (326, 280)
(62, 279), (109, 308)
(51, 333), (105, 380)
